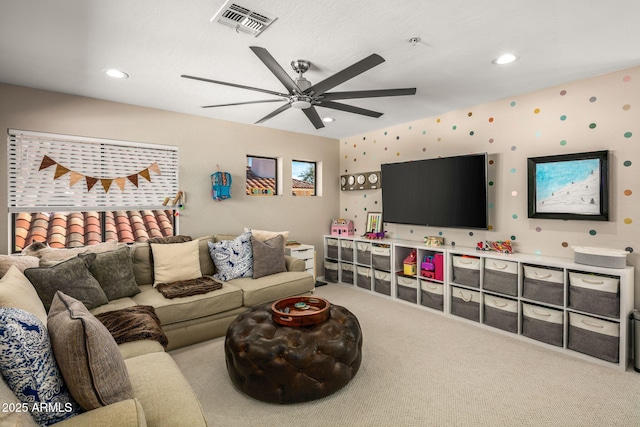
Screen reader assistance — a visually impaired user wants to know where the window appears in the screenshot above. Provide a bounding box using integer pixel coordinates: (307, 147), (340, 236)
(8, 130), (179, 252)
(292, 160), (316, 196)
(246, 155), (278, 196)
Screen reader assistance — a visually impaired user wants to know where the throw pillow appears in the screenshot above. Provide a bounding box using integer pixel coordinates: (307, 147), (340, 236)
(251, 235), (287, 279)
(244, 228), (289, 248)
(22, 241), (118, 262)
(79, 246), (140, 300)
(0, 254), (39, 277)
(47, 291), (134, 410)
(147, 235), (192, 244)
(151, 240), (202, 286)
(0, 307), (81, 426)
(0, 265), (48, 325)
(24, 255), (108, 311)
(208, 231), (253, 281)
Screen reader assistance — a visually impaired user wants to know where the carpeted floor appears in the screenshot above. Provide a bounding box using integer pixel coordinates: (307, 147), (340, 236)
(170, 283), (640, 427)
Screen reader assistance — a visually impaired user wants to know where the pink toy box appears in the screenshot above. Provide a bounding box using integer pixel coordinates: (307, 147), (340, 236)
(331, 218), (354, 236)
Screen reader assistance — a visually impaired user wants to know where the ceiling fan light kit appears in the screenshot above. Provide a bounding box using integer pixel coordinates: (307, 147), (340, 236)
(182, 46), (416, 129)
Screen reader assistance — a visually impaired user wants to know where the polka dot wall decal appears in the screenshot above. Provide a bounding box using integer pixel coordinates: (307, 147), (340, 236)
(623, 104), (631, 111)
(469, 131), (474, 136)
(510, 235), (516, 241)
(512, 214), (518, 219)
(363, 137), (366, 140)
(452, 125), (457, 130)
(436, 118), (441, 123)
(623, 75), (631, 82)
(396, 136), (400, 140)
(409, 126), (412, 130)
(510, 168), (516, 173)
(423, 148), (427, 152)
(468, 112), (473, 117)
(560, 140), (567, 146)
(560, 115), (567, 121)
(422, 130), (426, 135)
(488, 225), (493, 230)
(535, 227), (542, 232)
(363, 151), (366, 155)
(624, 160), (632, 167)
(562, 242), (568, 248)
(624, 189), (632, 196)
(385, 147), (388, 151)
(438, 231), (443, 236)
(384, 131), (388, 135)
(624, 132), (633, 138)
(589, 230), (597, 236)
(535, 131), (542, 137)
(488, 181), (494, 186)
(488, 203), (494, 209)
(510, 101), (516, 106)
(469, 231), (474, 236)
(560, 90), (567, 95)
(396, 152), (400, 156)
(512, 191), (518, 196)
(410, 229), (414, 233)
(488, 117), (494, 122)
(437, 137), (442, 142)
(624, 218), (633, 224)
(535, 250), (542, 255)
(589, 123), (597, 129)
(489, 138), (494, 143)
(589, 96), (597, 102)
(534, 108), (540, 114)
(511, 146), (517, 151)
(354, 144), (357, 147)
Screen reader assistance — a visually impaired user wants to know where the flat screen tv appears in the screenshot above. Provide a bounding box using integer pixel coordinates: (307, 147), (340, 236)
(381, 153), (488, 229)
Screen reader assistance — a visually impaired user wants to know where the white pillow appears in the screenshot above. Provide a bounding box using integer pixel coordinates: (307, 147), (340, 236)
(0, 265), (48, 325)
(244, 228), (289, 248)
(151, 240), (202, 286)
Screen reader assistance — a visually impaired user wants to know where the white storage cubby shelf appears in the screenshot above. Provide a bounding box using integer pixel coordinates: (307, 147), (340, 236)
(323, 236), (634, 371)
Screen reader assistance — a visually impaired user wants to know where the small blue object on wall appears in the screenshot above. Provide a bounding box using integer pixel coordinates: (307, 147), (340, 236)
(211, 170), (232, 201)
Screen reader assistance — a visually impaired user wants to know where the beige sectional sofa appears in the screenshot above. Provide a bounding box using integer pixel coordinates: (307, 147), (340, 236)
(0, 233), (316, 426)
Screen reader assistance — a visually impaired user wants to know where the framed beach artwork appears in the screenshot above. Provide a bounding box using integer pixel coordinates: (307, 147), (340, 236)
(527, 150), (609, 221)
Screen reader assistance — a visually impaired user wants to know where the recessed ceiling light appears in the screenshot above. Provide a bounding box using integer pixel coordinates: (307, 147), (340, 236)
(492, 53), (519, 65)
(103, 69), (129, 79)
(322, 117), (335, 123)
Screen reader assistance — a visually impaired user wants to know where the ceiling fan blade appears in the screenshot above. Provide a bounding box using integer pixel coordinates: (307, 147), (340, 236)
(317, 101), (383, 118)
(182, 74), (287, 97)
(255, 103), (292, 124)
(250, 46), (300, 95)
(321, 88), (417, 101)
(302, 106), (324, 129)
(304, 54), (385, 96)
(202, 99), (285, 108)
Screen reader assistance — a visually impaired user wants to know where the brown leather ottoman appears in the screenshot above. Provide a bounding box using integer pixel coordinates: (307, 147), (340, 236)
(224, 301), (363, 403)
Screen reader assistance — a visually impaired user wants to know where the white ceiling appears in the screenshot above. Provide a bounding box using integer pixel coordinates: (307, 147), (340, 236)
(1, 0), (639, 139)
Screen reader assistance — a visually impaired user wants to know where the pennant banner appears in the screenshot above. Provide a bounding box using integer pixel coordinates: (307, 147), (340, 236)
(39, 156), (161, 193)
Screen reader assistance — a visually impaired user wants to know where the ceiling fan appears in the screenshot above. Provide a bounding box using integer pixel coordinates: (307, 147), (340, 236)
(181, 46), (416, 129)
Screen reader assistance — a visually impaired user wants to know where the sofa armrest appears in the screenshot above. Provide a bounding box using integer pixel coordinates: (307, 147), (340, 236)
(55, 399), (146, 427)
(285, 255), (305, 272)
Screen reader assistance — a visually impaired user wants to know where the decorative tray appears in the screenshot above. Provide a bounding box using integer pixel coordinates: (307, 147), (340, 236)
(271, 296), (331, 327)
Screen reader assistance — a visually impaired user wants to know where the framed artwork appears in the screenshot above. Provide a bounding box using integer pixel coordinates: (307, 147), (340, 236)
(527, 150), (609, 221)
(366, 212), (382, 233)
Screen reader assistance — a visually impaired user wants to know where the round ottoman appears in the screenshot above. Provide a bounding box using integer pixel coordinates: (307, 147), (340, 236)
(224, 301), (363, 403)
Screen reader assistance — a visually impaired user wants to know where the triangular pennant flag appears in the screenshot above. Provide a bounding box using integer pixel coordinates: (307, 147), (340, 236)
(127, 174), (139, 187)
(101, 179), (113, 193)
(69, 171), (83, 188)
(39, 155), (57, 171)
(148, 162), (161, 175)
(139, 168), (151, 182)
(86, 176), (98, 191)
(115, 177), (127, 191)
(54, 164), (70, 180)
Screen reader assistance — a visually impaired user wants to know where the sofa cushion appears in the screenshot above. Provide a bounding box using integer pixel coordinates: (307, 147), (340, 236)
(24, 255), (109, 311)
(151, 240), (202, 286)
(0, 265), (48, 325)
(229, 271), (315, 307)
(132, 283), (243, 326)
(80, 246), (140, 300)
(208, 231), (253, 281)
(0, 254), (39, 277)
(245, 228), (289, 247)
(0, 307), (81, 426)
(47, 291), (134, 410)
(89, 297), (138, 315)
(251, 235), (286, 279)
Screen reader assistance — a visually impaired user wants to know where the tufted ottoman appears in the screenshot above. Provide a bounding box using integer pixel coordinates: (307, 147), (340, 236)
(224, 301), (363, 403)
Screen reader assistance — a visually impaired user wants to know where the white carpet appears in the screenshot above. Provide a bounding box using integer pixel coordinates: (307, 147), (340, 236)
(170, 284), (640, 427)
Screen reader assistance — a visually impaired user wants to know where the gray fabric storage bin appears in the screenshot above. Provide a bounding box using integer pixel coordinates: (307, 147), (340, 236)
(340, 240), (354, 262)
(371, 245), (391, 271)
(396, 276), (417, 304)
(450, 287), (480, 322)
(374, 270), (391, 296)
(356, 242), (371, 265)
(324, 260), (339, 283)
(483, 295), (518, 333)
(568, 313), (619, 363)
(356, 266), (372, 290)
(522, 303), (563, 347)
(568, 272), (620, 318)
(420, 281), (444, 311)
(483, 270), (518, 296)
(522, 265), (564, 306)
(452, 256), (481, 288)
(326, 239), (339, 259)
(341, 263), (354, 284)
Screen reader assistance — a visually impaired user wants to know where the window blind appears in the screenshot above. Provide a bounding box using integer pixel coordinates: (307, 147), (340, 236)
(7, 130), (179, 213)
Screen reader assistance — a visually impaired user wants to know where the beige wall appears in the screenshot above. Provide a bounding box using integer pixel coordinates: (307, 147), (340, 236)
(0, 83), (340, 258)
(340, 65), (640, 306)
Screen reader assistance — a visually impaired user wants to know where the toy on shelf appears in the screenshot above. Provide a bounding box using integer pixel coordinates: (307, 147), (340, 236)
(403, 250), (417, 275)
(476, 240), (513, 254)
(363, 231), (386, 240)
(424, 236), (444, 247)
(331, 218), (354, 236)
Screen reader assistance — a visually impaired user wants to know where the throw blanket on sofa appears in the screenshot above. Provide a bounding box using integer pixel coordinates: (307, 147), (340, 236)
(96, 305), (169, 348)
(155, 276), (223, 299)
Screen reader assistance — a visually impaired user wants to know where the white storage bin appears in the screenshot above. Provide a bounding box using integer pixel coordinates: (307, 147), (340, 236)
(483, 295), (518, 333)
(483, 259), (518, 296)
(451, 256), (481, 288)
(568, 272), (620, 318)
(356, 242), (372, 265)
(522, 265), (564, 306)
(568, 312), (620, 363)
(371, 245), (391, 271)
(340, 240), (354, 262)
(522, 303), (564, 347)
(420, 281), (443, 311)
(341, 262), (354, 284)
(356, 266), (372, 290)
(450, 286), (480, 322)
(374, 269), (391, 296)
(326, 238), (339, 259)
(573, 246), (628, 269)
(396, 275), (418, 303)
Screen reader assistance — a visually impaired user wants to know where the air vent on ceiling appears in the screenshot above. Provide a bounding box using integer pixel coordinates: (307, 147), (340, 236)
(211, 1), (277, 37)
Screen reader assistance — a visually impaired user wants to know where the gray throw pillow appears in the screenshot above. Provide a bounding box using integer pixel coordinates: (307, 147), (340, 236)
(251, 235), (286, 279)
(79, 246), (140, 301)
(24, 255), (108, 311)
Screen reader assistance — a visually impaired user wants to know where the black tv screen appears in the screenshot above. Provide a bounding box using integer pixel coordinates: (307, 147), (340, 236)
(381, 153), (488, 229)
